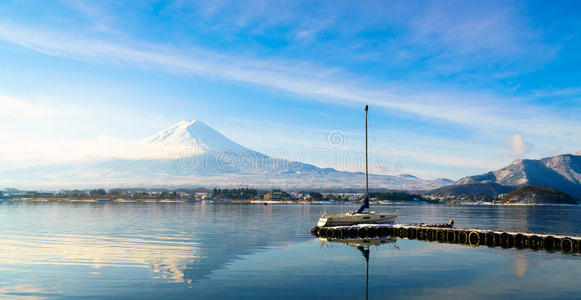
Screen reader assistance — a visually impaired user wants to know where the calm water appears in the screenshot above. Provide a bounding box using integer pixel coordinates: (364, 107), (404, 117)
(0, 202), (580, 299)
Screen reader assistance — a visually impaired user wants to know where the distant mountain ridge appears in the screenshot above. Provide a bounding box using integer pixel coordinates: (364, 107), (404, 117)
(454, 152), (581, 199)
(0, 120), (452, 190)
(429, 182), (515, 197)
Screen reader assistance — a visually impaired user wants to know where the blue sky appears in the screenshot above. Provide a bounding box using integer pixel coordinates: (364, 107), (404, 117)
(0, 0), (580, 180)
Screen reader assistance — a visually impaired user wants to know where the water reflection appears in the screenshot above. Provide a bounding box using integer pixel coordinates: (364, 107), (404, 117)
(320, 237), (396, 300)
(0, 230), (199, 283)
(0, 283), (60, 300)
(0, 202), (579, 299)
(513, 252), (528, 277)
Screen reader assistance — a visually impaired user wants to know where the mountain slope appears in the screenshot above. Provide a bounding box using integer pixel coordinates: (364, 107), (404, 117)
(429, 182), (515, 197)
(0, 121), (452, 190)
(455, 153), (581, 199)
(145, 120), (249, 154)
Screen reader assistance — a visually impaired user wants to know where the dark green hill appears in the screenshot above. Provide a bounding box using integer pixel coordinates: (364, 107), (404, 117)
(501, 185), (578, 204)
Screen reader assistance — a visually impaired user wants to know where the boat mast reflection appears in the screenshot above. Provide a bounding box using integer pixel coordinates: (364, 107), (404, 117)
(357, 245), (370, 300)
(320, 237), (396, 299)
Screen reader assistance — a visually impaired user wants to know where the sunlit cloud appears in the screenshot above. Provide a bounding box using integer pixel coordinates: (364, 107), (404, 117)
(509, 134), (532, 158)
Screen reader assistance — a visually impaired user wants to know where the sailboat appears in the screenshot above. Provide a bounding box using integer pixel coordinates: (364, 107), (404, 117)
(317, 105), (397, 227)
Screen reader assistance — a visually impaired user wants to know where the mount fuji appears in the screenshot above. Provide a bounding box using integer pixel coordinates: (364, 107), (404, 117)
(0, 120), (453, 190)
(145, 120), (249, 154)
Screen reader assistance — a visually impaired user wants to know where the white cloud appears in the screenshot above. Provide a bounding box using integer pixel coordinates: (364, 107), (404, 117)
(0, 96), (63, 119)
(0, 22), (577, 138)
(0, 134), (189, 168)
(509, 134), (531, 158)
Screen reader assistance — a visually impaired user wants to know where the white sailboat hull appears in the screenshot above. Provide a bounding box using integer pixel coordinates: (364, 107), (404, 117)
(317, 212), (396, 227)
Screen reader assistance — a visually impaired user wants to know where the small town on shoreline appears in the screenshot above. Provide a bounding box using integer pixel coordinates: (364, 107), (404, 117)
(1, 185), (577, 205)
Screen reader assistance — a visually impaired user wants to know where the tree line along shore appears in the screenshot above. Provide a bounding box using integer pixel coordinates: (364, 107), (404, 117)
(0, 185), (577, 205)
(0, 187), (433, 203)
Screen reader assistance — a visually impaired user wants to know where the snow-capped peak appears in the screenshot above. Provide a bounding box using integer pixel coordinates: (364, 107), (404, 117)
(398, 173), (419, 179)
(145, 120), (249, 153)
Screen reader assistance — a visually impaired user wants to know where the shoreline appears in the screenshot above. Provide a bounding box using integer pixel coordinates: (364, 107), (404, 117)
(0, 198), (577, 206)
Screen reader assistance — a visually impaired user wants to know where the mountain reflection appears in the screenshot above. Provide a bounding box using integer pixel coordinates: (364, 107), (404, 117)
(0, 231), (199, 283)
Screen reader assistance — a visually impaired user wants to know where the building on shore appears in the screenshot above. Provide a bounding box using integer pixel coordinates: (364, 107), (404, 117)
(264, 191), (291, 201)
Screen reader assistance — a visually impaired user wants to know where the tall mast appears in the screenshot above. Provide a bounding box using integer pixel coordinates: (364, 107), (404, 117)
(355, 105), (371, 215)
(365, 105), (369, 213)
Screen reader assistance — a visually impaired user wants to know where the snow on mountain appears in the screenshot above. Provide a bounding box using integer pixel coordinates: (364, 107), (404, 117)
(145, 120), (249, 154)
(398, 173), (419, 179)
(455, 153), (581, 199)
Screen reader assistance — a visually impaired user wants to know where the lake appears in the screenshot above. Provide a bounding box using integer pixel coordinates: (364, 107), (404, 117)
(0, 202), (580, 299)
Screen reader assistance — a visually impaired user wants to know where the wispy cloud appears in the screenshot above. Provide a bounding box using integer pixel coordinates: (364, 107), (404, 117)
(410, 2), (528, 55)
(163, 1), (552, 74)
(59, 0), (117, 33)
(0, 133), (189, 169)
(0, 22), (577, 140)
(0, 96), (62, 119)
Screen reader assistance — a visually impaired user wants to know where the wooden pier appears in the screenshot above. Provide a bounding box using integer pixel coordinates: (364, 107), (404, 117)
(311, 222), (581, 254)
